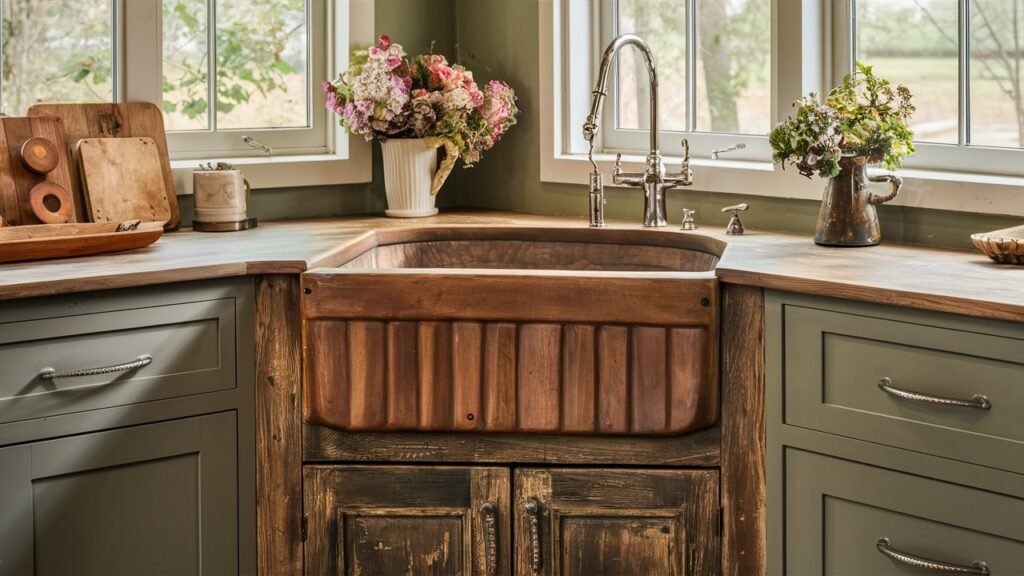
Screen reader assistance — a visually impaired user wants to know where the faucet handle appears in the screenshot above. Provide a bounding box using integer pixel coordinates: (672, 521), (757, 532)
(722, 203), (749, 235)
(679, 139), (693, 182)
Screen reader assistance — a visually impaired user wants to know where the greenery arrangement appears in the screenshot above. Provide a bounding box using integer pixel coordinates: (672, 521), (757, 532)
(769, 63), (916, 178)
(324, 36), (518, 167)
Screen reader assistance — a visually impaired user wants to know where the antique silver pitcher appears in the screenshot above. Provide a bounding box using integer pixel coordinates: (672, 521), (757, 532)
(815, 155), (902, 246)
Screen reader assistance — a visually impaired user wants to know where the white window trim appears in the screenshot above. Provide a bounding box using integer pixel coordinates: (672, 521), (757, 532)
(124, 0), (372, 193)
(540, 0), (1024, 217)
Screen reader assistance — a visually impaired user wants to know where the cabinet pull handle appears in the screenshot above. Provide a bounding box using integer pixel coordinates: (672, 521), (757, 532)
(525, 498), (543, 573)
(39, 355), (153, 380)
(878, 377), (991, 410)
(877, 538), (989, 575)
(480, 501), (498, 576)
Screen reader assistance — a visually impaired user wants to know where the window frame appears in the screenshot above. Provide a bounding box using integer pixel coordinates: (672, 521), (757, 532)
(123, 0), (372, 191)
(540, 0), (1024, 218)
(597, 0), (772, 162)
(834, 0), (1024, 177)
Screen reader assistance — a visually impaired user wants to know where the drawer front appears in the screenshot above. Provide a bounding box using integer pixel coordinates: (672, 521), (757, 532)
(781, 296), (1024, 473)
(0, 297), (236, 425)
(785, 449), (1024, 574)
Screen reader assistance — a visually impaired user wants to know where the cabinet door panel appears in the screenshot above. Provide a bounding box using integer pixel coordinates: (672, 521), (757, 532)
(514, 468), (719, 576)
(304, 465), (510, 576)
(0, 412), (238, 576)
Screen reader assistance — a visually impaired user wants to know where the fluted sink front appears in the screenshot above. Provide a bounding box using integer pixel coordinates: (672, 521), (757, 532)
(301, 226), (723, 437)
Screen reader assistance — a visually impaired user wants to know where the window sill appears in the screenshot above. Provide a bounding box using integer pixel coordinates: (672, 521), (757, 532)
(540, 151), (1024, 217)
(171, 151), (373, 195)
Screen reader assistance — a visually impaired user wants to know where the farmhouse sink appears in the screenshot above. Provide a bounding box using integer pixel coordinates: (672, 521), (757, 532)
(301, 227), (724, 437)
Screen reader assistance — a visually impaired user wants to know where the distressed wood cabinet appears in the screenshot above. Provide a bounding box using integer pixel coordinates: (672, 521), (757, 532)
(302, 465), (720, 576)
(303, 466), (511, 576)
(514, 468), (720, 576)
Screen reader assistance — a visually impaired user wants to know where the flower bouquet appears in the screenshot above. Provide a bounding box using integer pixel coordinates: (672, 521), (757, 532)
(768, 63), (915, 246)
(324, 35), (518, 217)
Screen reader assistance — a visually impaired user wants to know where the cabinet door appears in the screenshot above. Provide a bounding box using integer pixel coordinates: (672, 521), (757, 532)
(514, 468), (719, 576)
(0, 412), (239, 576)
(304, 465), (510, 576)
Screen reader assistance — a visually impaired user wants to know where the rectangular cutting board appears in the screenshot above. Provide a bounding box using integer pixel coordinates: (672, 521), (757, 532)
(28, 102), (180, 230)
(76, 137), (171, 225)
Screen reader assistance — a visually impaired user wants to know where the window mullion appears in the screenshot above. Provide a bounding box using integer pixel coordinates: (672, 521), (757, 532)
(959, 0), (970, 147)
(208, 0), (218, 133)
(687, 0), (697, 134)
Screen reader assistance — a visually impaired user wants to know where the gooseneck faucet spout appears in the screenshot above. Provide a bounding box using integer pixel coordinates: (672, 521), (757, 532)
(584, 34), (659, 153)
(582, 34), (691, 228)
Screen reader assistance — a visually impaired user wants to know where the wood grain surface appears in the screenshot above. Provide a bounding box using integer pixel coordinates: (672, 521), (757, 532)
(255, 276), (303, 576)
(0, 211), (1019, 325)
(77, 137), (171, 225)
(0, 221), (163, 264)
(720, 284), (766, 576)
(0, 117), (76, 226)
(28, 102), (181, 230)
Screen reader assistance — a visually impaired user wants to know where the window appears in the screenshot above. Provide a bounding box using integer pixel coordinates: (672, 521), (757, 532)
(598, 0), (771, 160)
(838, 0), (1024, 175)
(160, 0), (328, 158)
(0, 0), (341, 161)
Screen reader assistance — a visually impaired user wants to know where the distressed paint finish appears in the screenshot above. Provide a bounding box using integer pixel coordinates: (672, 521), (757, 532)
(514, 468), (720, 576)
(303, 465), (510, 576)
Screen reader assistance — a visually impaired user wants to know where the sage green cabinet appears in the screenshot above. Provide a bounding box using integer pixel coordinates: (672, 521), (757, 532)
(767, 291), (1024, 575)
(785, 449), (1024, 574)
(0, 412), (240, 576)
(0, 279), (256, 575)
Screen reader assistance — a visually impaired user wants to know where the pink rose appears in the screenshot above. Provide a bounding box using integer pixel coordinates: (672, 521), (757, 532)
(378, 35), (391, 49)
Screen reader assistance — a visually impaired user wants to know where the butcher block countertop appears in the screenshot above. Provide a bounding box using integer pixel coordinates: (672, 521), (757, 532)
(1, 210), (1021, 322)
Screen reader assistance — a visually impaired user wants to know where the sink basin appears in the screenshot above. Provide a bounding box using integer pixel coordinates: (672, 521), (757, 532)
(336, 228), (721, 272)
(302, 227), (723, 437)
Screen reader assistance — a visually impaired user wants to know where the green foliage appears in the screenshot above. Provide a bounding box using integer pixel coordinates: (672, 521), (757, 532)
(769, 63), (915, 178)
(158, 0), (305, 120)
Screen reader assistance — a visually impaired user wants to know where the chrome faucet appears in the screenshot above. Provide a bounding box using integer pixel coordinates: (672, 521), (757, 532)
(583, 34), (692, 228)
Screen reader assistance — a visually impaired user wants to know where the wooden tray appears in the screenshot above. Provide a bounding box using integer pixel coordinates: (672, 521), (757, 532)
(27, 103), (180, 231)
(0, 221), (163, 264)
(971, 225), (1024, 265)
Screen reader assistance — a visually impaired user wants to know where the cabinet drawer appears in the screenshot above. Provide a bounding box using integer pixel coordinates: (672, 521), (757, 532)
(785, 449), (1024, 574)
(0, 296), (236, 425)
(782, 297), (1024, 473)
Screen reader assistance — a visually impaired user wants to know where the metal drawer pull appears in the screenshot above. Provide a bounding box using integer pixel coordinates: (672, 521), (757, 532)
(877, 538), (989, 575)
(39, 355), (153, 380)
(525, 498), (543, 573)
(878, 377), (991, 410)
(480, 501), (498, 576)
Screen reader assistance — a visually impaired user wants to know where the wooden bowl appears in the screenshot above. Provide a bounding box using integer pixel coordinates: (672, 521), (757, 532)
(971, 225), (1024, 265)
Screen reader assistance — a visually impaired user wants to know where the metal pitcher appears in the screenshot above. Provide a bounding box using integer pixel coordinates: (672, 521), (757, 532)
(815, 155), (902, 247)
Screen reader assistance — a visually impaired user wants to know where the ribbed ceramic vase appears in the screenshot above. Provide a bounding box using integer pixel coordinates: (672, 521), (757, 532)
(380, 138), (439, 217)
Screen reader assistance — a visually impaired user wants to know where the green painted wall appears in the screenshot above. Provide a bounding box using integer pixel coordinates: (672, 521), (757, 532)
(451, 0), (1020, 250)
(179, 0), (459, 227)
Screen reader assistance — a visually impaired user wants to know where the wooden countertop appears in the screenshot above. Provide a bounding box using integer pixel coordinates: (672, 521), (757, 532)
(1, 210), (1020, 322)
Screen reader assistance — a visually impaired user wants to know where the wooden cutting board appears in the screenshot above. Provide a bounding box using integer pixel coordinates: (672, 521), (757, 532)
(76, 137), (171, 225)
(28, 102), (180, 230)
(0, 117), (77, 226)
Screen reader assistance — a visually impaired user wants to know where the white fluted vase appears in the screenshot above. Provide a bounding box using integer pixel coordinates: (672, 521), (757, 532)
(380, 138), (440, 217)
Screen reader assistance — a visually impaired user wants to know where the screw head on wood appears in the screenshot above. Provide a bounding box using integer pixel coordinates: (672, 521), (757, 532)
(303, 287), (312, 295)
(700, 297), (710, 307)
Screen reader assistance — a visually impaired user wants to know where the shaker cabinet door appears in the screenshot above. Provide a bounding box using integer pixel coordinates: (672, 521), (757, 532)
(514, 468), (720, 576)
(303, 465), (511, 576)
(0, 412), (239, 576)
